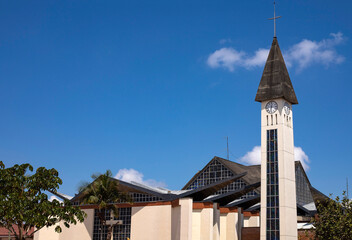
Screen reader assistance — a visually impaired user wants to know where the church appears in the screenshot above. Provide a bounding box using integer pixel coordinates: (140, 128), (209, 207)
(34, 36), (326, 240)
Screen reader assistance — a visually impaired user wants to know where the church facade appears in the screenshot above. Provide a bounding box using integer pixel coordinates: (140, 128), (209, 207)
(34, 37), (326, 240)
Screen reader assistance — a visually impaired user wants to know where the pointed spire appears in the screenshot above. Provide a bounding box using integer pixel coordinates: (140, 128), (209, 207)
(255, 38), (298, 104)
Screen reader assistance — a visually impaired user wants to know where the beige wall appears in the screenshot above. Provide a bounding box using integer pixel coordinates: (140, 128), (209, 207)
(192, 207), (216, 240)
(33, 224), (60, 240)
(220, 214), (227, 240)
(34, 200), (195, 240)
(200, 207), (213, 240)
(243, 216), (259, 227)
(34, 209), (94, 240)
(220, 211), (241, 240)
(192, 209), (202, 240)
(192, 204), (226, 240)
(59, 209), (94, 240)
(131, 204), (172, 240)
(34, 202), (249, 240)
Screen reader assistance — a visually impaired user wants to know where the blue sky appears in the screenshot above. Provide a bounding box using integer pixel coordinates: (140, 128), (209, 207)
(0, 0), (351, 198)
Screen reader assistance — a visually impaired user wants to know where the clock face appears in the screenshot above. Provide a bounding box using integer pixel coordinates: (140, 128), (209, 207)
(284, 102), (291, 115)
(265, 101), (278, 114)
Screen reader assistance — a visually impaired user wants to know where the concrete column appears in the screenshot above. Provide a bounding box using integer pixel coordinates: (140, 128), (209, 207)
(237, 208), (242, 240)
(213, 204), (220, 240)
(172, 198), (193, 240)
(179, 198), (193, 240)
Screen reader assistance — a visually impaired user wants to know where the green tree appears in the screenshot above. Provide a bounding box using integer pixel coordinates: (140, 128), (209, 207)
(79, 170), (131, 240)
(313, 191), (352, 240)
(0, 161), (86, 240)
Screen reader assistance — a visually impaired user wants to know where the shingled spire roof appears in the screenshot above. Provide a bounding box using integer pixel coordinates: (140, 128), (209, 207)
(255, 37), (298, 104)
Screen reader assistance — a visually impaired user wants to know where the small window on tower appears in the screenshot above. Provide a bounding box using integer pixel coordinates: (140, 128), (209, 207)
(275, 114), (278, 125)
(271, 115), (273, 126)
(267, 115), (269, 126)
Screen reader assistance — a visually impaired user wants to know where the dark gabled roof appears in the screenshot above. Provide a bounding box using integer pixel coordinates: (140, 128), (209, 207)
(245, 203), (260, 212)
(226, 195), (261, 209)
(255, 37), (298, 104)
(175, 173), (247, 201)
(218, 158), (260, 184)
(295, 161), (311, 186)
(297, 204), (317, 217)
(205, 182), (260, 206)
(294, 161), (329, 205)
(182, 156), (260, 190)
(71, 177), (171, 202)
(217, 158), (261, 184)
(310, 186), (329, 204)
(183, 157), (326, 206)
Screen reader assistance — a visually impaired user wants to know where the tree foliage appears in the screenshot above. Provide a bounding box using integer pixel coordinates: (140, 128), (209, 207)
(313, 191), (352, 240)
(0, 161), (86, 240)
(79, 170), (131, 240)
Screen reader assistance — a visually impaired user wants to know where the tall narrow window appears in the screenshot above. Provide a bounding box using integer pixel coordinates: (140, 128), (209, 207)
(271, 115), (273, 126)
(275, 114), (278, 125)
(93, 208), (131, 240)
(267, 115), (269, 126)
(113, 208), (131, 240)
(266, 129), (279, 240)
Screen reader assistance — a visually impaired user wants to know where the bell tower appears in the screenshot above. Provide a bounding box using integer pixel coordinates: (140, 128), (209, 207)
(256, 37), (298, 240)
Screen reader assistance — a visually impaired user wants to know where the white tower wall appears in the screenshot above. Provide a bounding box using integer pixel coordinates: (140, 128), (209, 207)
(260, 98), (298, 240)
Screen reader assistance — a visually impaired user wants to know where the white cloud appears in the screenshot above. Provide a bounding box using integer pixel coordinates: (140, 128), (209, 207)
(206, 48), (269, 71)
(294, 147), (310, 171)
(239, 145), (310, 171)
(244, 49), (270, 67)
(207, 48), (245, 71)
(207, 32), (345, 72)
(239, 146), (261, 165)
(285, 32), (345, 70)
(115, 168), (166, 188)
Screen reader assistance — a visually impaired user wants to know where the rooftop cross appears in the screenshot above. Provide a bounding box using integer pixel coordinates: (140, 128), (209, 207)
(268, 1), (282, 38)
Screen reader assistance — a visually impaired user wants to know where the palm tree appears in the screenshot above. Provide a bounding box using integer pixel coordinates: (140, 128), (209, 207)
(79, 170), (131, 240)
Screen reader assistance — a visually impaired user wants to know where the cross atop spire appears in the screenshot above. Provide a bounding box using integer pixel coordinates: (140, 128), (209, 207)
(268, 1), (282, 37)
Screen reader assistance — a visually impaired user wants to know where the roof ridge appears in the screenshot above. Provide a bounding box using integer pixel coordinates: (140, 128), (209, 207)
(215, 156), (246, 167)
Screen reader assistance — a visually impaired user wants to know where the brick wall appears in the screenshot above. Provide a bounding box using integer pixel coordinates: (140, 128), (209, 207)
(241, 227), (316, 240)
(298, 229), (315, 240)
(242, 227), (260, 240)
